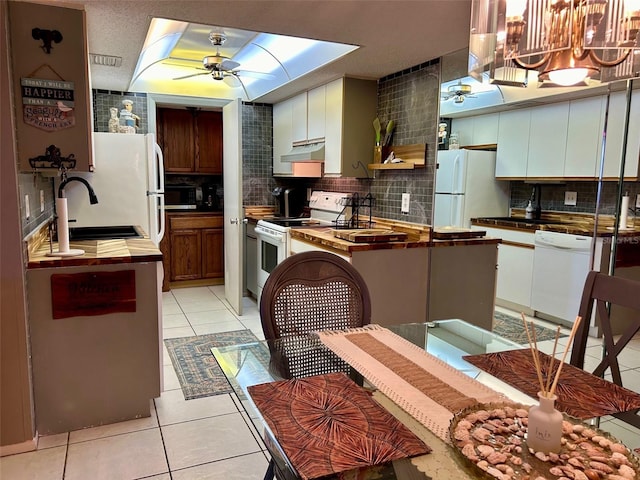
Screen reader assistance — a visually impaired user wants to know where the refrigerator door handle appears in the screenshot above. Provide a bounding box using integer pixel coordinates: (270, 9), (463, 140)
(453, 154), (461, 193)
(155, 142), (165, 194)
(157, 194), (165, 242)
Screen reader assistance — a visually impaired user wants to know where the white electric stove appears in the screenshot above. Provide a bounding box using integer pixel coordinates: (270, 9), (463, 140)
(255, 191), (352, 301)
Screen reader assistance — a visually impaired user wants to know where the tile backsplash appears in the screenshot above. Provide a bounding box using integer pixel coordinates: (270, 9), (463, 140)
(510, 180), (640, 217)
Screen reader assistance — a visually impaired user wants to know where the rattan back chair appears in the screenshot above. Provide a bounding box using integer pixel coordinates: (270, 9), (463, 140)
(569, 270), (640, 429)
(259, 251), (371, 379)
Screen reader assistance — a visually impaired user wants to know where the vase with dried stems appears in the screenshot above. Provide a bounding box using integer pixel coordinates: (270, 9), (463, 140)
(521, 313), (583, 454)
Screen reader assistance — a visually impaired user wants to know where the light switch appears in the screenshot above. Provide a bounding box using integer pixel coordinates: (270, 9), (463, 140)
(401, 193), (410, 214)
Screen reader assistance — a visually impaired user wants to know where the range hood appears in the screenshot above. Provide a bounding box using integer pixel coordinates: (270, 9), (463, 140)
(281, 142), (325, 162)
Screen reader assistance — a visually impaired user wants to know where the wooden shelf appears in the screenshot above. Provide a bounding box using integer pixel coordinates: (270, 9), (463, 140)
(368, 143), (427, 170)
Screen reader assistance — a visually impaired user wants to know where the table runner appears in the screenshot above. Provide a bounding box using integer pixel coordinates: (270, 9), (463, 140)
(247, 372), (431, 480)
(463, 349), (640, 419)
(316, 325), (506, 442)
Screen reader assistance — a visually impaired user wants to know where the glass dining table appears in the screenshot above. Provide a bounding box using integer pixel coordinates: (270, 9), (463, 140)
(211, 319), (540, 479)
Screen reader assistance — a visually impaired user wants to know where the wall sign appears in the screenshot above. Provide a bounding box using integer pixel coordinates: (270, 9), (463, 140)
(21, 77), (75, 131)
(51, 270), (136, 319)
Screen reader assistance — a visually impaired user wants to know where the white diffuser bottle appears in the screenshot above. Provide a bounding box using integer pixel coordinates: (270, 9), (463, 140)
(527, 391), (563, 453)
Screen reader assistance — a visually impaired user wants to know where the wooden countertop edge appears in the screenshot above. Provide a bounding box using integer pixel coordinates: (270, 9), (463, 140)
(471, 219), (640, 237)
(429, 237), (501, 247)
(28, 238), (162, 269)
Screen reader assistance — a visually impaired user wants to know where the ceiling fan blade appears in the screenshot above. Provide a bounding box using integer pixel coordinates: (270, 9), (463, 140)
(220, 59), (240, 71)
(173, 71), (210, 80)
(223, 74), (240, 86)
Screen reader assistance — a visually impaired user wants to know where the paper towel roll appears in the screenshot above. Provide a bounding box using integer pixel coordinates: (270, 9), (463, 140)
(56, 197), (70, 253)
(620, 195), (629, 229)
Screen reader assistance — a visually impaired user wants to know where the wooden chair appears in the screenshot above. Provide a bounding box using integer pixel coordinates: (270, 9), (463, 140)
(259, 251), (371, 480)
(260, 250), (371, 379)
(569, 270), (640, 428)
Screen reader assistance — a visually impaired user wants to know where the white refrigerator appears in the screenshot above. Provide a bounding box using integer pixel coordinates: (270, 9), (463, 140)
(60, 133), (165, 245)
(434, 149), (509, 228)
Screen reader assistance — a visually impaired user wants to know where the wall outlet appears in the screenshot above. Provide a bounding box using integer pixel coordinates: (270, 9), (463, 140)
(40, 190), (45, 212)
(636, 194), (640, 209)
(564, 191), (577, 206)
(401, 193), (410, 214)
(25, 195), (30, 219)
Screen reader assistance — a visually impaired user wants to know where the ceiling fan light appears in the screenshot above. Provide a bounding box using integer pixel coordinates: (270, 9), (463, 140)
(211, 70), (225, 81)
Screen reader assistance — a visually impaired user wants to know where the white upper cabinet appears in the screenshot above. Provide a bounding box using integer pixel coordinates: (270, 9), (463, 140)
(526, 102), (569, 178)
(290, 94), (308, 144)
(273, 98), (294, 176)
(496, 109), (531, 178)
(493, 90), (638, 180)
(602, 90), (640, 179)
(273, 78), (376, 178)
(451, 113), (499, 147)
(307, 86), (326, 141)
(290, 85), (326, 144)
(564, 96), (604, 178)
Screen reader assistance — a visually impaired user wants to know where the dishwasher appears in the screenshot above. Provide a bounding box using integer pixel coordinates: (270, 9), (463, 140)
(531, 230), (592, 326)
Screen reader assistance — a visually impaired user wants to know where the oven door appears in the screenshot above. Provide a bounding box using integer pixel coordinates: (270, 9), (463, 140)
(255, 223), (288, 302)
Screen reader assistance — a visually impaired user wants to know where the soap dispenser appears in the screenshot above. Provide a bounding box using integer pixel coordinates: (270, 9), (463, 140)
(525, 200), (534, 219)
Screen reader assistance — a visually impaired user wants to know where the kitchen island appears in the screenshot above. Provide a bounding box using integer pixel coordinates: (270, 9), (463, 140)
(26, 231), (163, 434)
(288, 218), (501, 330)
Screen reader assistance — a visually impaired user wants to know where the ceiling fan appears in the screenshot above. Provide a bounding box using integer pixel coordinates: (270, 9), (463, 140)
(170, 31), (271, 96)
(441, 81), (476, 104)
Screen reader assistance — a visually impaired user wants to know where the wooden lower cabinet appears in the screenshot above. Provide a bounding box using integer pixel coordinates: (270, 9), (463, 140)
(202, 228), (224, 278)
(162, 213), (224, 289)
(170, 229), (202, 281)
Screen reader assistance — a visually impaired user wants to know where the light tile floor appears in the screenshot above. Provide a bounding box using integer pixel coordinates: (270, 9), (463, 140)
(1, 285), (269, 480)
(2, 289), (639, 479)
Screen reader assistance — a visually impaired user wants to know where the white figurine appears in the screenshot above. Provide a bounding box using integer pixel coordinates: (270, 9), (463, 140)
(119, 99), (140, 133)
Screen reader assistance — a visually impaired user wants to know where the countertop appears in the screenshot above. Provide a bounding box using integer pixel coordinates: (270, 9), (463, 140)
(472, 209), (640, 237)
(27, 226), (162, 269)
(289, 217), (500, 252)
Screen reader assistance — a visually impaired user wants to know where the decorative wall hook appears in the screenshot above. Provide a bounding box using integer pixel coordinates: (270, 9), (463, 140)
(29, 144), (76, 169)
(31, 28), (63, 54)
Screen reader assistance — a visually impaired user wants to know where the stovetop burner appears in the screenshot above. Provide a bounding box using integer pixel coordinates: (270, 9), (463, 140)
(261, 216), (324, 228)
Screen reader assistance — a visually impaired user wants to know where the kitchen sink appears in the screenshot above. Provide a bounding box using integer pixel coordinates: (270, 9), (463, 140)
(68, 225), (145, 240)
(481, 217), (566, 225)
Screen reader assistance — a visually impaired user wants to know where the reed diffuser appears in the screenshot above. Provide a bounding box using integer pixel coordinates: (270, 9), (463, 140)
(521, 313), (583, 453)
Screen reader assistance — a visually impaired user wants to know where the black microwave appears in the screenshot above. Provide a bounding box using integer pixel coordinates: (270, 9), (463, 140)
(165, 185), (199, 209)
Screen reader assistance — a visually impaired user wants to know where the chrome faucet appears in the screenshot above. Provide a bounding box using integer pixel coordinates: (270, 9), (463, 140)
(58, 176), (99, 204)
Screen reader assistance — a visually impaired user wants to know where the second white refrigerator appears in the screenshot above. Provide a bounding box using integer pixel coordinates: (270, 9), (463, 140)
(434, 149), (509, 228)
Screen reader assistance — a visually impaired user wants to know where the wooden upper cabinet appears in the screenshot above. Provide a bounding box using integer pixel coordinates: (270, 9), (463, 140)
(195, 111), (223, 174)
(157, 108), (222, 174)
(159, 109), (195, 172)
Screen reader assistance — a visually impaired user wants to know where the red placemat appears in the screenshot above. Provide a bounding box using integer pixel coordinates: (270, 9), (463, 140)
(247, 372), (431, 480)
(463, 349), (640, 419)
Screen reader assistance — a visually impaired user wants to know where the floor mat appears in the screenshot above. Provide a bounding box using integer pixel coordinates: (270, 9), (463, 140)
(493, 311), (568, 344)
(165, 330), (259, 400)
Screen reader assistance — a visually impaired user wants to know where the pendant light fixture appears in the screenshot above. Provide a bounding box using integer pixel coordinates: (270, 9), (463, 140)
(469, 0), (640, 86)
